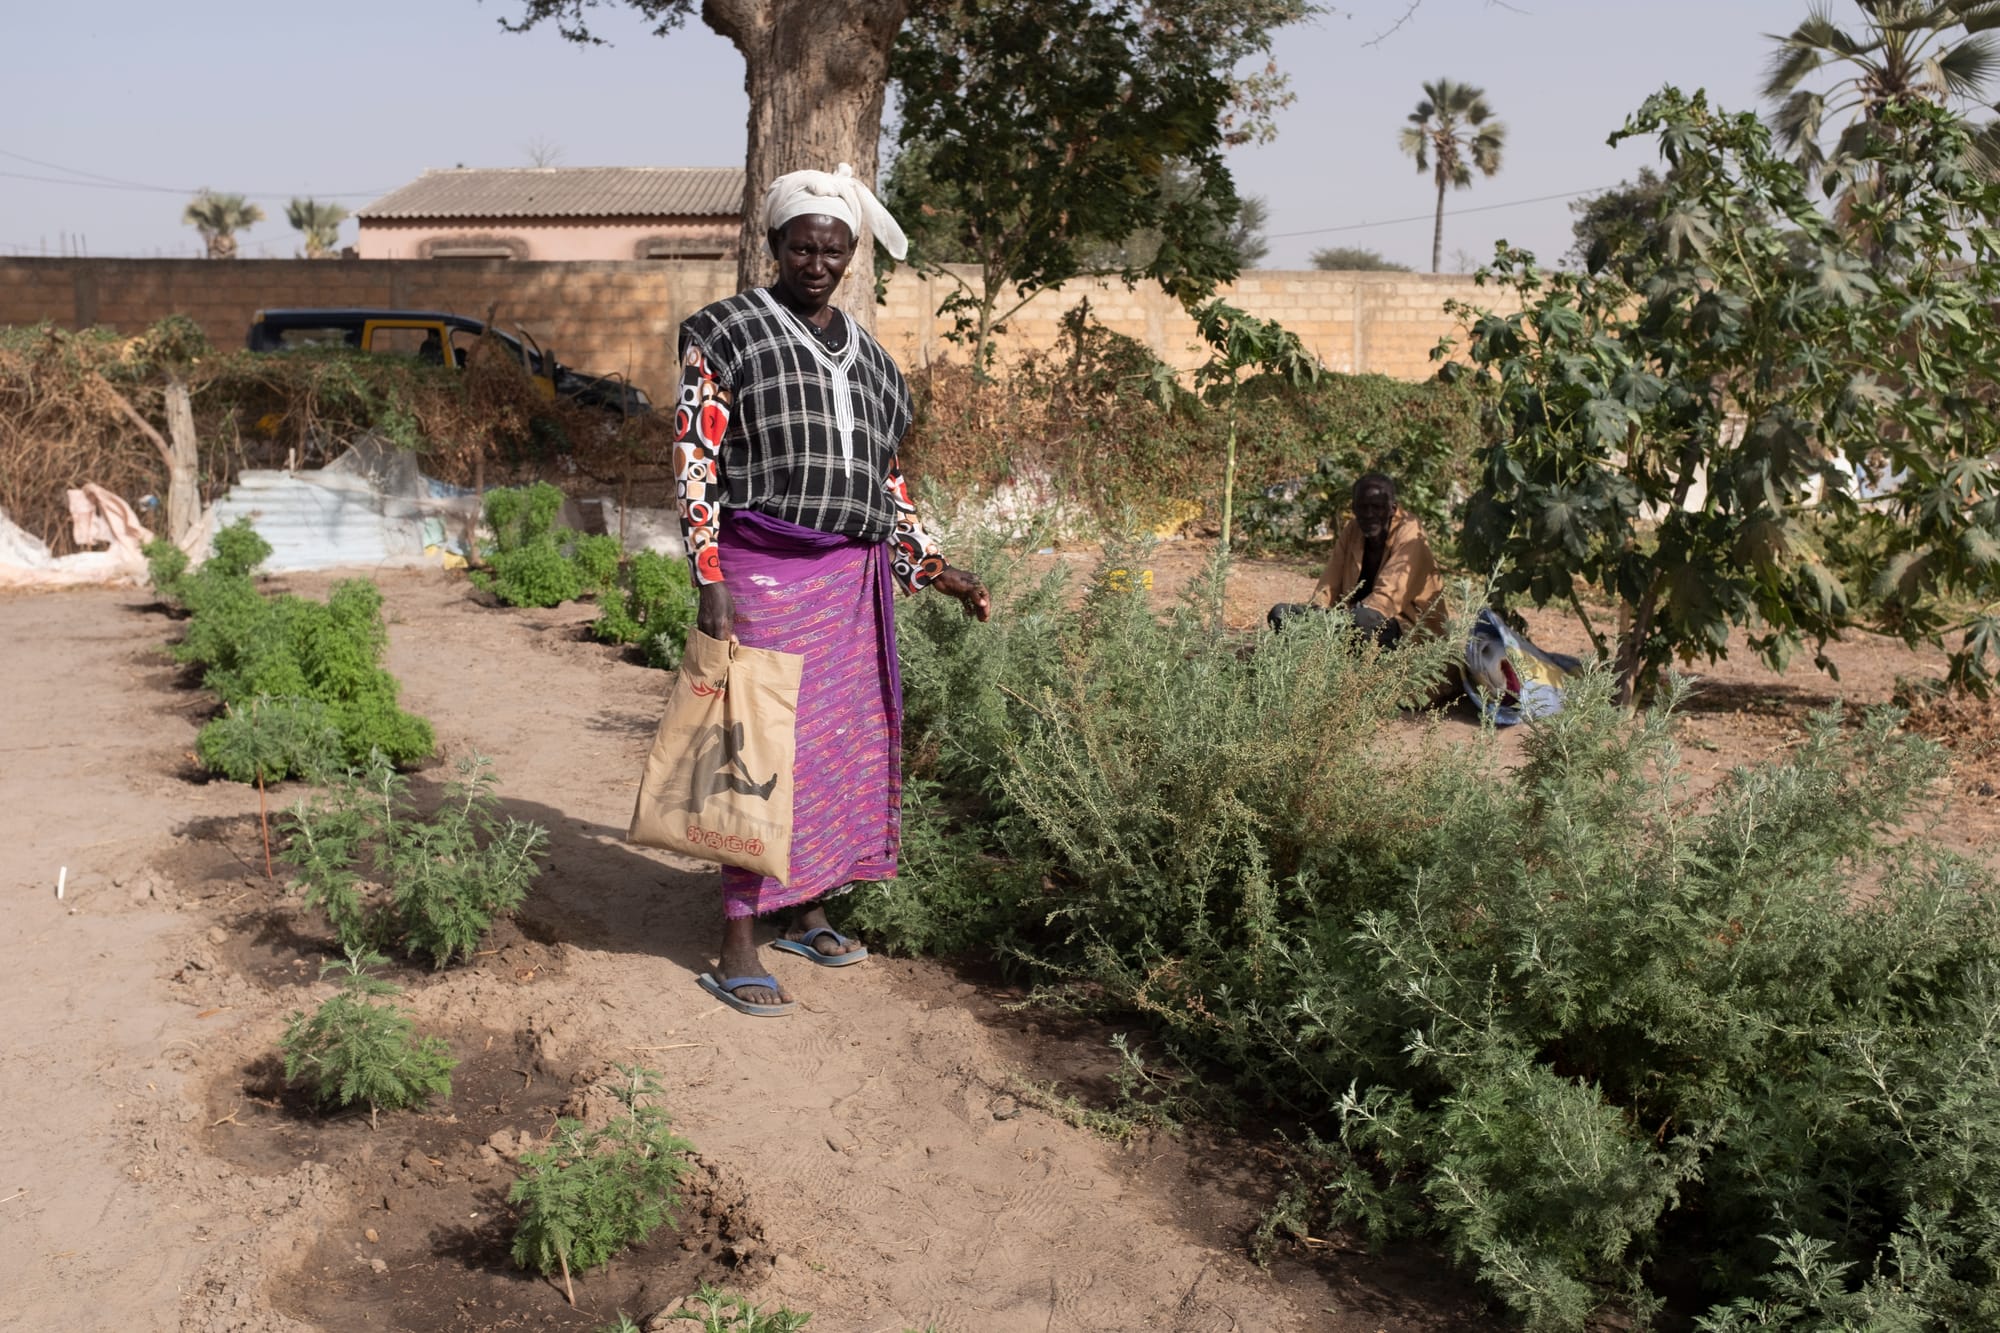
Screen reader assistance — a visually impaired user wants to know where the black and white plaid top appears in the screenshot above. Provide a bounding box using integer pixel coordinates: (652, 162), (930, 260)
(678, 288), (915, 545)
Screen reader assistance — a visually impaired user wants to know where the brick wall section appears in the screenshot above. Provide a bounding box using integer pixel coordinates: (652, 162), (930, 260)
(0, 258), (1512, 401)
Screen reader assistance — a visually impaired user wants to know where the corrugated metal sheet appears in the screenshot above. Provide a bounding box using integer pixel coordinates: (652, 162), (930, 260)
(358, 167), (745, 220)
(206, 473), (439, 571)
(202, 439), (685, 573)
(204, 440), (478, 571)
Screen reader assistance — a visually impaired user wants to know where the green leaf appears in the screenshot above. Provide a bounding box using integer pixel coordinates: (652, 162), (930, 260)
(1962, 526), (2000, 569)
(1585, 397), (1633, 450)
(1661, 205), (1718, 259)
(1814, 247), (1880, 307)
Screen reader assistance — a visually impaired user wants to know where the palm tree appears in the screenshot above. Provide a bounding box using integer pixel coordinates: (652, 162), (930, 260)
(1764, 1), (2000, 187)
(183, 190), (265, 260)
(1399, 79), (1506, 274)
(285, 197), (350, 259)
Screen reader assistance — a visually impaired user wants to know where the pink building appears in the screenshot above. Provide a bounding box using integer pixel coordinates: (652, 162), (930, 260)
(355, 166), (743, 261)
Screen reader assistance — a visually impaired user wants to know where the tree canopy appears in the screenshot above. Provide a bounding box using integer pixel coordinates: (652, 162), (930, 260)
(285, 198), (349, 260)
(182, 191), (264, 261)
(1309, 245), (1411, 271)
(1449, 86), (2000, 699)
(1400, 77), (1505, 273)
(1763, 0), (2000, 188)
(496, 0), (1304, 337)
(884, 0), (1305, 365)
(1565, 169), (1671, 273)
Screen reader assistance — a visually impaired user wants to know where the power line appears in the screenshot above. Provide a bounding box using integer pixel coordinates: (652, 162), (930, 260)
(1267, 184), (1617, 240)
(2, 168), (189, 194)
(0, 146), (161, 190)
(0, 150), (388, 200)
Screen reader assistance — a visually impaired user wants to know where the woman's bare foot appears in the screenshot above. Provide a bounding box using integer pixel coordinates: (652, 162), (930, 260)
(716, 914), (791, 1005)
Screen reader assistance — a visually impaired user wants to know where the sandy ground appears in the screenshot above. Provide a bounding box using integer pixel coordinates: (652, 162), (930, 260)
(1, 551), (1991, 1333)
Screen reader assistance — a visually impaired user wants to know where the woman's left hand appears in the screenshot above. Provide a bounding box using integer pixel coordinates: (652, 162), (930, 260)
(931, 566), (991, 622)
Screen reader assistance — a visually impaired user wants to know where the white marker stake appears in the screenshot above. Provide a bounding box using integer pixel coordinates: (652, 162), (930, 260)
(56, 867), (66, 901)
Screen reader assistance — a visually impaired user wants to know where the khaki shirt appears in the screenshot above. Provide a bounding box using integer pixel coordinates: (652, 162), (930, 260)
(1307, 507), (1448, 637)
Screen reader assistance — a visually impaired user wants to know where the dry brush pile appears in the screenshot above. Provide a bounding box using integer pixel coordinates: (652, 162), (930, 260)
(898, 302), (1487, 546)
(0, 317), (674, 556)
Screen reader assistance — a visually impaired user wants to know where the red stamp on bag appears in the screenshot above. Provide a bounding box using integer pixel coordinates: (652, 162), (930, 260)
(686, 824), (765, 859)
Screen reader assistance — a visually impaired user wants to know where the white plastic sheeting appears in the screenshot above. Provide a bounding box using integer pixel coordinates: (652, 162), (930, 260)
(0, 485), (158, 589)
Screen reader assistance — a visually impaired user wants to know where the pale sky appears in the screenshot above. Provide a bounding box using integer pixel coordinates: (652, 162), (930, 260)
(4, 1), (1794, 271)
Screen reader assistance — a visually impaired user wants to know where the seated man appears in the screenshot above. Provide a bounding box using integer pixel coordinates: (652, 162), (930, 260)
(1267, 472), (1447, 645)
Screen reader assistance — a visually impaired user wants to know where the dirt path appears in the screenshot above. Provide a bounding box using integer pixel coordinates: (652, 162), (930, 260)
(0, 572), (1480, 1333)
(0, 588), (342, 1333)
(4, 554), (1990, 1333)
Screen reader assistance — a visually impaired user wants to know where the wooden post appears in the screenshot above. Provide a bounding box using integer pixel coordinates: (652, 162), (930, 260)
(163, 378), (200, 545)
(97, 377), (193, 545)
(467, 452), (486, 568)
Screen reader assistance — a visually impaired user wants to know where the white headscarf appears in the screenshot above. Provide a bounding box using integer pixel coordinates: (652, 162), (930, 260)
(761, 162), (908, 261)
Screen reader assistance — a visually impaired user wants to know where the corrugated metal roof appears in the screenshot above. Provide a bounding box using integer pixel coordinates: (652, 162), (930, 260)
(358, 167), (745, 221)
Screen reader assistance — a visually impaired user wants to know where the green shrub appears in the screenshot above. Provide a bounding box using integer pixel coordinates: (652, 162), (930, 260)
(571, 532), (623, 592)
(279, 948), (456, 1121)
(289, 580), (435, 764)
(160, 519), (434, 773)
(206, 517), (276, 580)
(142, 537), (190, 604)
(195, 694), (345, 785)
(509, 1065), (693, 1280)
(847, 536), (2000, 1329)
(474, 482), (620, 608)
(283, 752), (549, 967)
(593, 549), (699, 669)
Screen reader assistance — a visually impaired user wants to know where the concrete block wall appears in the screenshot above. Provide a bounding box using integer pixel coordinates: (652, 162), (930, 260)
(0, 258), (1510, 402)
(868, 266), (1510, 381)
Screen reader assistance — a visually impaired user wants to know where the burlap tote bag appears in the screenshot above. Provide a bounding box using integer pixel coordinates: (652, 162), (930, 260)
(628, 628), (802, 883)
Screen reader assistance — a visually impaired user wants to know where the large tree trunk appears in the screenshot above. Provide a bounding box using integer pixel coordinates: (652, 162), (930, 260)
(705, 0), (911, 334)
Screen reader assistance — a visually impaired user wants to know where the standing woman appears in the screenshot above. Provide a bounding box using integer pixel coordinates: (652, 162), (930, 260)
(671, 165), (990, 1016)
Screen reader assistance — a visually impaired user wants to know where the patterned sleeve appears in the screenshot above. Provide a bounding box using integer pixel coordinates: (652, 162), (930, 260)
(885, 458), (947, 594)
(673, 341), (730, 586)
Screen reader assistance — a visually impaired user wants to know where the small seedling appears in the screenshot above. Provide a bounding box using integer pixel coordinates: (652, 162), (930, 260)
(279, 948), (455, 1126)
(283, 751), (548, 967)
(509, 1065), (693, 1305)
(666, 1285), (812, 1332)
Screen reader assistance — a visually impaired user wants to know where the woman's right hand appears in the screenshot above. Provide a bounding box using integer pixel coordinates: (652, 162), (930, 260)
(698, 582), (736, 644)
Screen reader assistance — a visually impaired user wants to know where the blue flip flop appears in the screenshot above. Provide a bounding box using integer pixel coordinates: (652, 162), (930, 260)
(771, 926), (869, 967)
(697, 972), (797, 1016)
